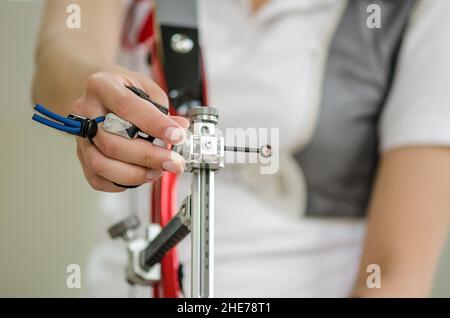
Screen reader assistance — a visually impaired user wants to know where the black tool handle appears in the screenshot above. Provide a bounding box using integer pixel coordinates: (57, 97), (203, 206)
(140, 214), (190, 270)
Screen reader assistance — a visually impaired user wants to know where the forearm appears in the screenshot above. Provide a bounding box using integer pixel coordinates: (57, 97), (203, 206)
(32, 0), (124, 113)
(352, 147), (450, 297)
(33, 40), (100, 112)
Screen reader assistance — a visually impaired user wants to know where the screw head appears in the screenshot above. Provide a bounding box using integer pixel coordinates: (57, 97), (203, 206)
(203, 140), (213, 150)
(170, 34), (194, 54)
(169, 89), (181, 99)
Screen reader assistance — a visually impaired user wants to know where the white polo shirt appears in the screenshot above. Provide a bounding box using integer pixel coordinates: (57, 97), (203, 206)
(85, 0), (450, 297)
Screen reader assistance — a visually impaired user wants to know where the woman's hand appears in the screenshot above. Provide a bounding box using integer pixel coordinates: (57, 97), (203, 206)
(32, 1), (190, 192)
(72, 71), (189, 192)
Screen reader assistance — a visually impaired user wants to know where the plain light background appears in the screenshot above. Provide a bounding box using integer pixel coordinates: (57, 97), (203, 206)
(0, 0), (449, 297)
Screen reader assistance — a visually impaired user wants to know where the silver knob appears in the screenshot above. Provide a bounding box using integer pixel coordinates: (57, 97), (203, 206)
(170, 34), (194, 54)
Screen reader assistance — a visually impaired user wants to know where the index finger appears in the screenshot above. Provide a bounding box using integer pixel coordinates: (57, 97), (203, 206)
(86, 73), (187, 144)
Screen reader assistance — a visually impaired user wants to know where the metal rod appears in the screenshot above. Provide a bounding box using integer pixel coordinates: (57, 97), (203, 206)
(224, 146), (260, 153)
(224, 144), (272, 158)
(190, 168), (214, 298)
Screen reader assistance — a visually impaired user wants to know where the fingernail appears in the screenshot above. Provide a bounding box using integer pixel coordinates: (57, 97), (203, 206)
(162, 161), (184, 173)
(162, 152), (185, 173)
(146, 169), (161, 181)
(164, 126), (186, 144)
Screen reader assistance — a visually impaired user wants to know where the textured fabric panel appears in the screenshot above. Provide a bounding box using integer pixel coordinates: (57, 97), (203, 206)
(295, 0), (416, 217)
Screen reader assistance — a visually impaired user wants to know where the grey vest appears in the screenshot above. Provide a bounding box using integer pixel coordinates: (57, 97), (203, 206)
(295, 0), (417, 218)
